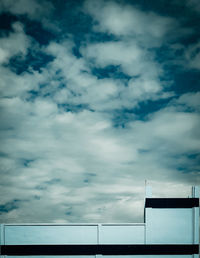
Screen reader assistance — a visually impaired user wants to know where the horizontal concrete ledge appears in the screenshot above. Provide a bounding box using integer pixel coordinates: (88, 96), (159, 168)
(2, 223), (145, 226)
(145, 198), (199, 208)
(1, 244), (199, 255)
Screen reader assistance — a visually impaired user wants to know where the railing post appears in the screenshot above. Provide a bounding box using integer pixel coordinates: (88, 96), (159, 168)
(192, 186), (199, 258)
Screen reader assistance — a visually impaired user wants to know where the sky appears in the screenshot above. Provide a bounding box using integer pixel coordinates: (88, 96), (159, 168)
(0, 0), (200, 223)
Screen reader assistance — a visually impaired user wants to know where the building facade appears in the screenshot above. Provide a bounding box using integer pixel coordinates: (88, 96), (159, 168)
(0, 186), (199, 257)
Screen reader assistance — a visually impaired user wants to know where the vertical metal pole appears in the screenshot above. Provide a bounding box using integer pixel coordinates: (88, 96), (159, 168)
(97, 223), (101, 244)
(192, 186), (199, 258)
(192, 186), (199, 244)
(96, 224), (102, 257)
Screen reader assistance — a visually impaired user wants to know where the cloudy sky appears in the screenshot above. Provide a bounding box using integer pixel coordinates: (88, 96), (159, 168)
(0, 0), (200, 223)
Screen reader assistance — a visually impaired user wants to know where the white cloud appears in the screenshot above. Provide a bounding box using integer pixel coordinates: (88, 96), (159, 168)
(81, 41), (145, 76)
(0, 94), (143, 222)
(84, 0), (176, 46)
(80, 40), (169, 107)
(128, 107), (200, 154)
(123, 77), (162, 100)
(175, 92), (200, 111)
(0, 22), (30, 65)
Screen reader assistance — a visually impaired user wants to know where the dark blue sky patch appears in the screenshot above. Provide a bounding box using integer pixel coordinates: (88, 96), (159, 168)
(57, 82), (67, 90)
(65, 211), (72, 216)
(72, 45), (82, 58)
(187, 153), (200, 160)
(177, 165), (199, 175)
(0, 13), (18, 36)
(6, 50), (54, 75)
(169, 69), (200, 95)
(0, 199), (20, 213)
(50, 0), (93, 43)
(57, 103), (92, 113)
(86, 31), (118, 43)
(178, 27), (200, 46)
(25, 90), (39, 102)
(91, 66), (131, 80)
(0, 13), (55, 45)
(151, 45), (200, 96)
(112, 97), (173, 127)
(26, 51), (54, 72)
(153, 45), (178, 64)
(23, 159), (35, 167)
(162, 152), (200, 175)
(132, 98), (174, 120)
(19, 16), (55, 45)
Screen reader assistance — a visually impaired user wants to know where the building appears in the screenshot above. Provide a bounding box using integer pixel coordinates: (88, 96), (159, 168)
(0, 186), (199, 257)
